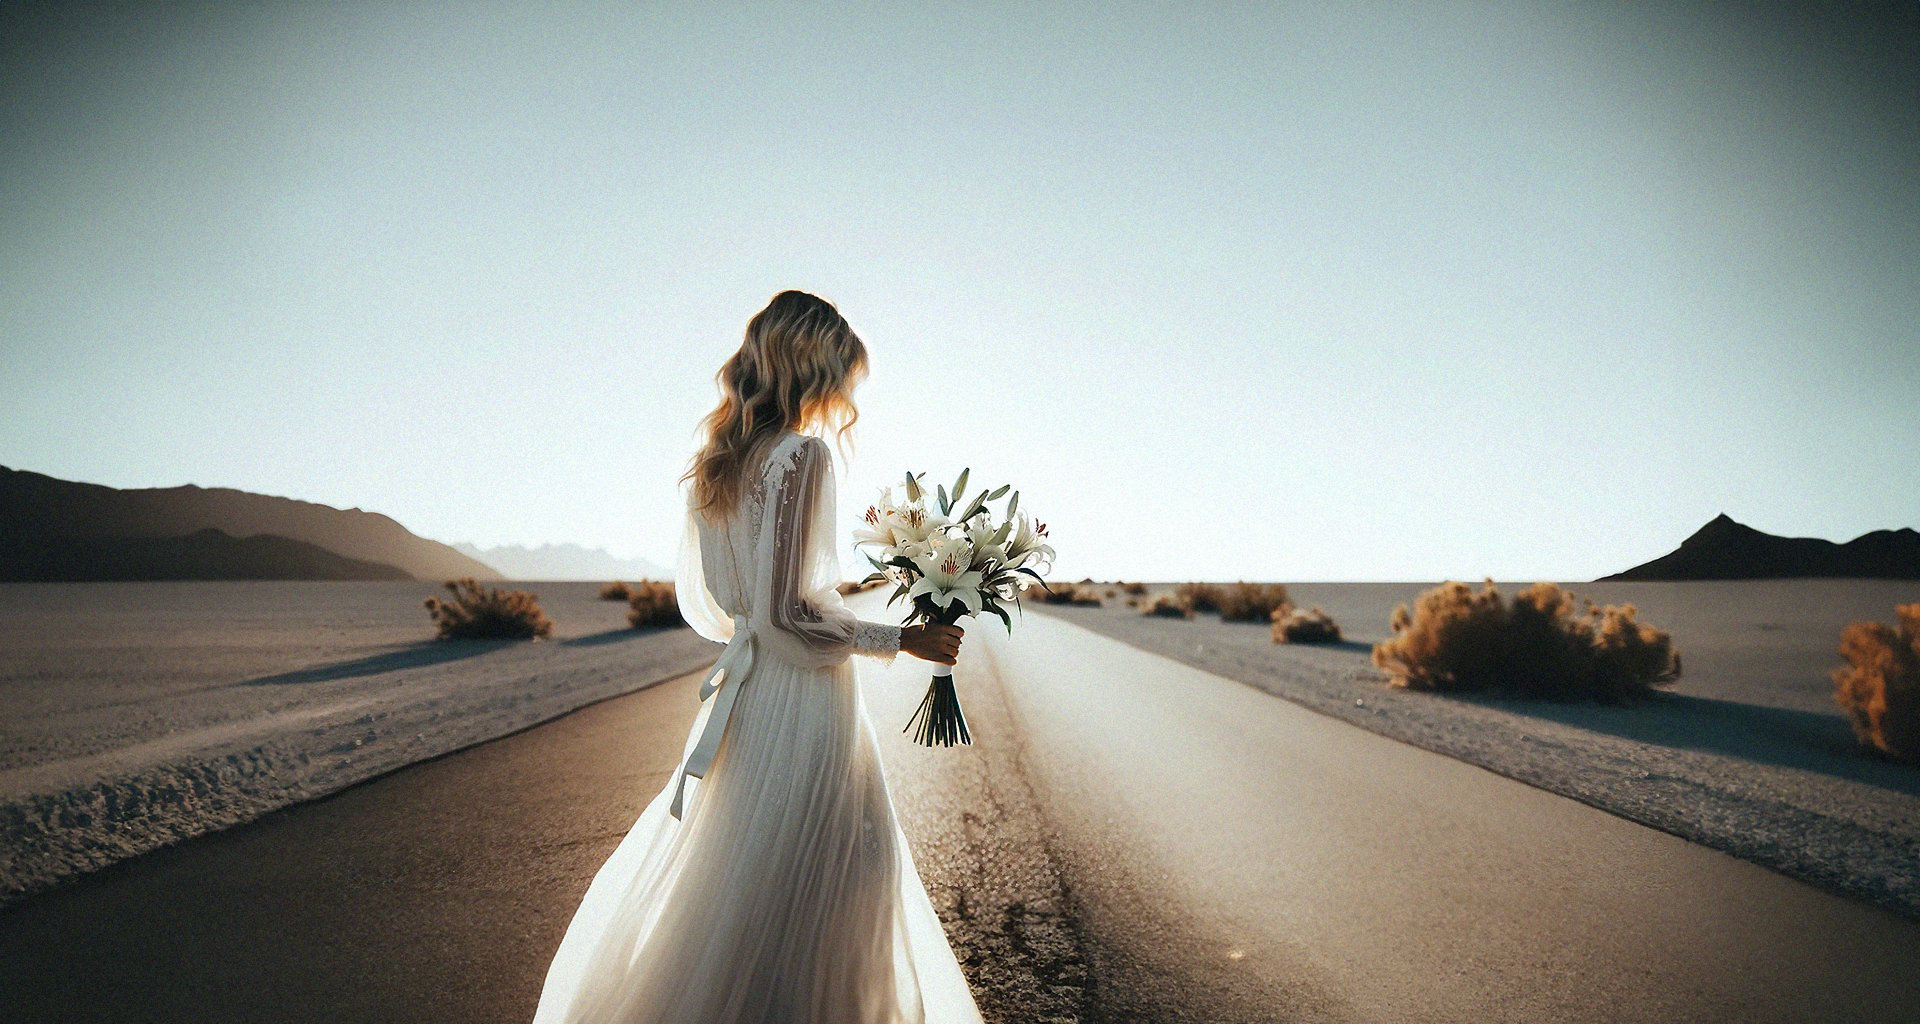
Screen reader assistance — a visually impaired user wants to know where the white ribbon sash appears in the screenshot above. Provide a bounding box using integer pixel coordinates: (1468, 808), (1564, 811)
(670, 615), (756, 820)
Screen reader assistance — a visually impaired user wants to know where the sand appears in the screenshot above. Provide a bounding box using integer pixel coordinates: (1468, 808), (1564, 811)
(0, 580), (718, 906)
(1034, 579), (1920, 919)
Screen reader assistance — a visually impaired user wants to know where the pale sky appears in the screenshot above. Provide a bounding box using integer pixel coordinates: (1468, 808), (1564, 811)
(3, 2), (1915, 581)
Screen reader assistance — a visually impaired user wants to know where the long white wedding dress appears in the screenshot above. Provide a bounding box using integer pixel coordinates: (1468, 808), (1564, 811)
(531, 430), (984, 1024)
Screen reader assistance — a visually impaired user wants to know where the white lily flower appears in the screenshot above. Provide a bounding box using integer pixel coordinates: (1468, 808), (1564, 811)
(908, 533), (984, 616)
(852, 499), (904, 550)
(963, 512), (1009, 570)
(889, 503), (948, 549)
(854, 485), (947, 562)
(1003, 513), (1055, 573)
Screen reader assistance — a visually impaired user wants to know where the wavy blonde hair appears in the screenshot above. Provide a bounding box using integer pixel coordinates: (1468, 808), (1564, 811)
(684, 290), (868, 517)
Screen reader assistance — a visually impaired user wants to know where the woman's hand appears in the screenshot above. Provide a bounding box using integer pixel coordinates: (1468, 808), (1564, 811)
(900, 623), (963, 665)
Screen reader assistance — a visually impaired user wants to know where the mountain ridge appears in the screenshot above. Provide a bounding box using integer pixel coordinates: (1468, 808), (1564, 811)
(0, 527), (413, 581)
(1600, 514), (1920, 581)
(0, 466), (497, 582)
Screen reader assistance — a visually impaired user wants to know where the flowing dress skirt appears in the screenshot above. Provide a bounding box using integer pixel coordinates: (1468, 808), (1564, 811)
(531, 651), (982, 1024)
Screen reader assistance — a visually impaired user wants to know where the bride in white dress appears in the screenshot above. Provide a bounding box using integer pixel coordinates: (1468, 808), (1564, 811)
(531, 290), (983, 1024)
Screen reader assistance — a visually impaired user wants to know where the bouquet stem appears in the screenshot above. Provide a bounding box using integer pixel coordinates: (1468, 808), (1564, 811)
(904, 662), (971, 747)
(903, 602), (972, 747)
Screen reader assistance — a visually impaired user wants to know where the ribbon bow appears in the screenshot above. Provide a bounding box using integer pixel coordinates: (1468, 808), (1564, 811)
(670, 614), (756, 820)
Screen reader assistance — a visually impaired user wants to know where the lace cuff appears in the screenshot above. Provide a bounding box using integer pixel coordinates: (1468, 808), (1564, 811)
(851, 620), (901, 662)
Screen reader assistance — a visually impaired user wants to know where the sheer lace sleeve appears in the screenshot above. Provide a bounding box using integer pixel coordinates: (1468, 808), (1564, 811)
(754, 434), (901, 664)
(675, 496), (735, 645)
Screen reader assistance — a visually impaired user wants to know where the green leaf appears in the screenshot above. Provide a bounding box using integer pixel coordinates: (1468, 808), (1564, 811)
(866, 553), (887, 572)
(990, 521), (1012, 545)
(986, 483), (1009, 500)
(984, 601), (1013, 633)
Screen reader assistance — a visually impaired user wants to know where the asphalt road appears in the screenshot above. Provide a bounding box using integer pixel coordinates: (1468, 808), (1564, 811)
(0, 628), (1079, 1024)
(0, 665), (708, 1024)
(971, 610), (1920, 1023)
(4, 607), (1919, 1023)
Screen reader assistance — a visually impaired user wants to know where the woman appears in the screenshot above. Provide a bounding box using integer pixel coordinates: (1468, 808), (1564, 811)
(531, 290), (982, 1024)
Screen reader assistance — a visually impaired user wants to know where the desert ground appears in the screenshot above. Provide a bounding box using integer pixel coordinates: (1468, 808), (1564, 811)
(1, 580), (1917, 1022)
(0, 580), (716, 904)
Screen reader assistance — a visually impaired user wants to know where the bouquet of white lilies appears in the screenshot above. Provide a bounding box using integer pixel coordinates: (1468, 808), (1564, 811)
(854, 467), (1055, 746)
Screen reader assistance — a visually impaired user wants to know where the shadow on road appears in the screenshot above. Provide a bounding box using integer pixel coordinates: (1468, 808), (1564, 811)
(1481, 690), (1920, 798)
(244, 640), (516, 685)
(1294, 638), (1374, 655)
(559, 625), (687, 648)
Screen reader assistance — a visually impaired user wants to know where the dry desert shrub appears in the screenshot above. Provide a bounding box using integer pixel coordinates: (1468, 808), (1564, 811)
(1370, 579), (1679, 703)
(626, 579), (685, 628)
(1033, 583), (1102, 606)
(1031, 583), (1073, 604)
(1586, 601), (1685, 704)
(1274, 605), (1342, 644)
(1832, 603), (1920, 763)
(1122, 581), (1148, 595)
(1175, 582), (1224, 614)
(1141, 593), (1192, 618)
(425, 578), (554, 640)
(1218, 582), (1292, 623)
(598, 580), (632, 601)
(1104, 587), (1118, 598)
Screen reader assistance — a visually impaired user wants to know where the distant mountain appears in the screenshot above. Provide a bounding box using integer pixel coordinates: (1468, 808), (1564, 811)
(0, 466), (498, 582)
(452, 542), (671, 582)
(0, 527), (412, 581)
(1601, 514), (1920, 581)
